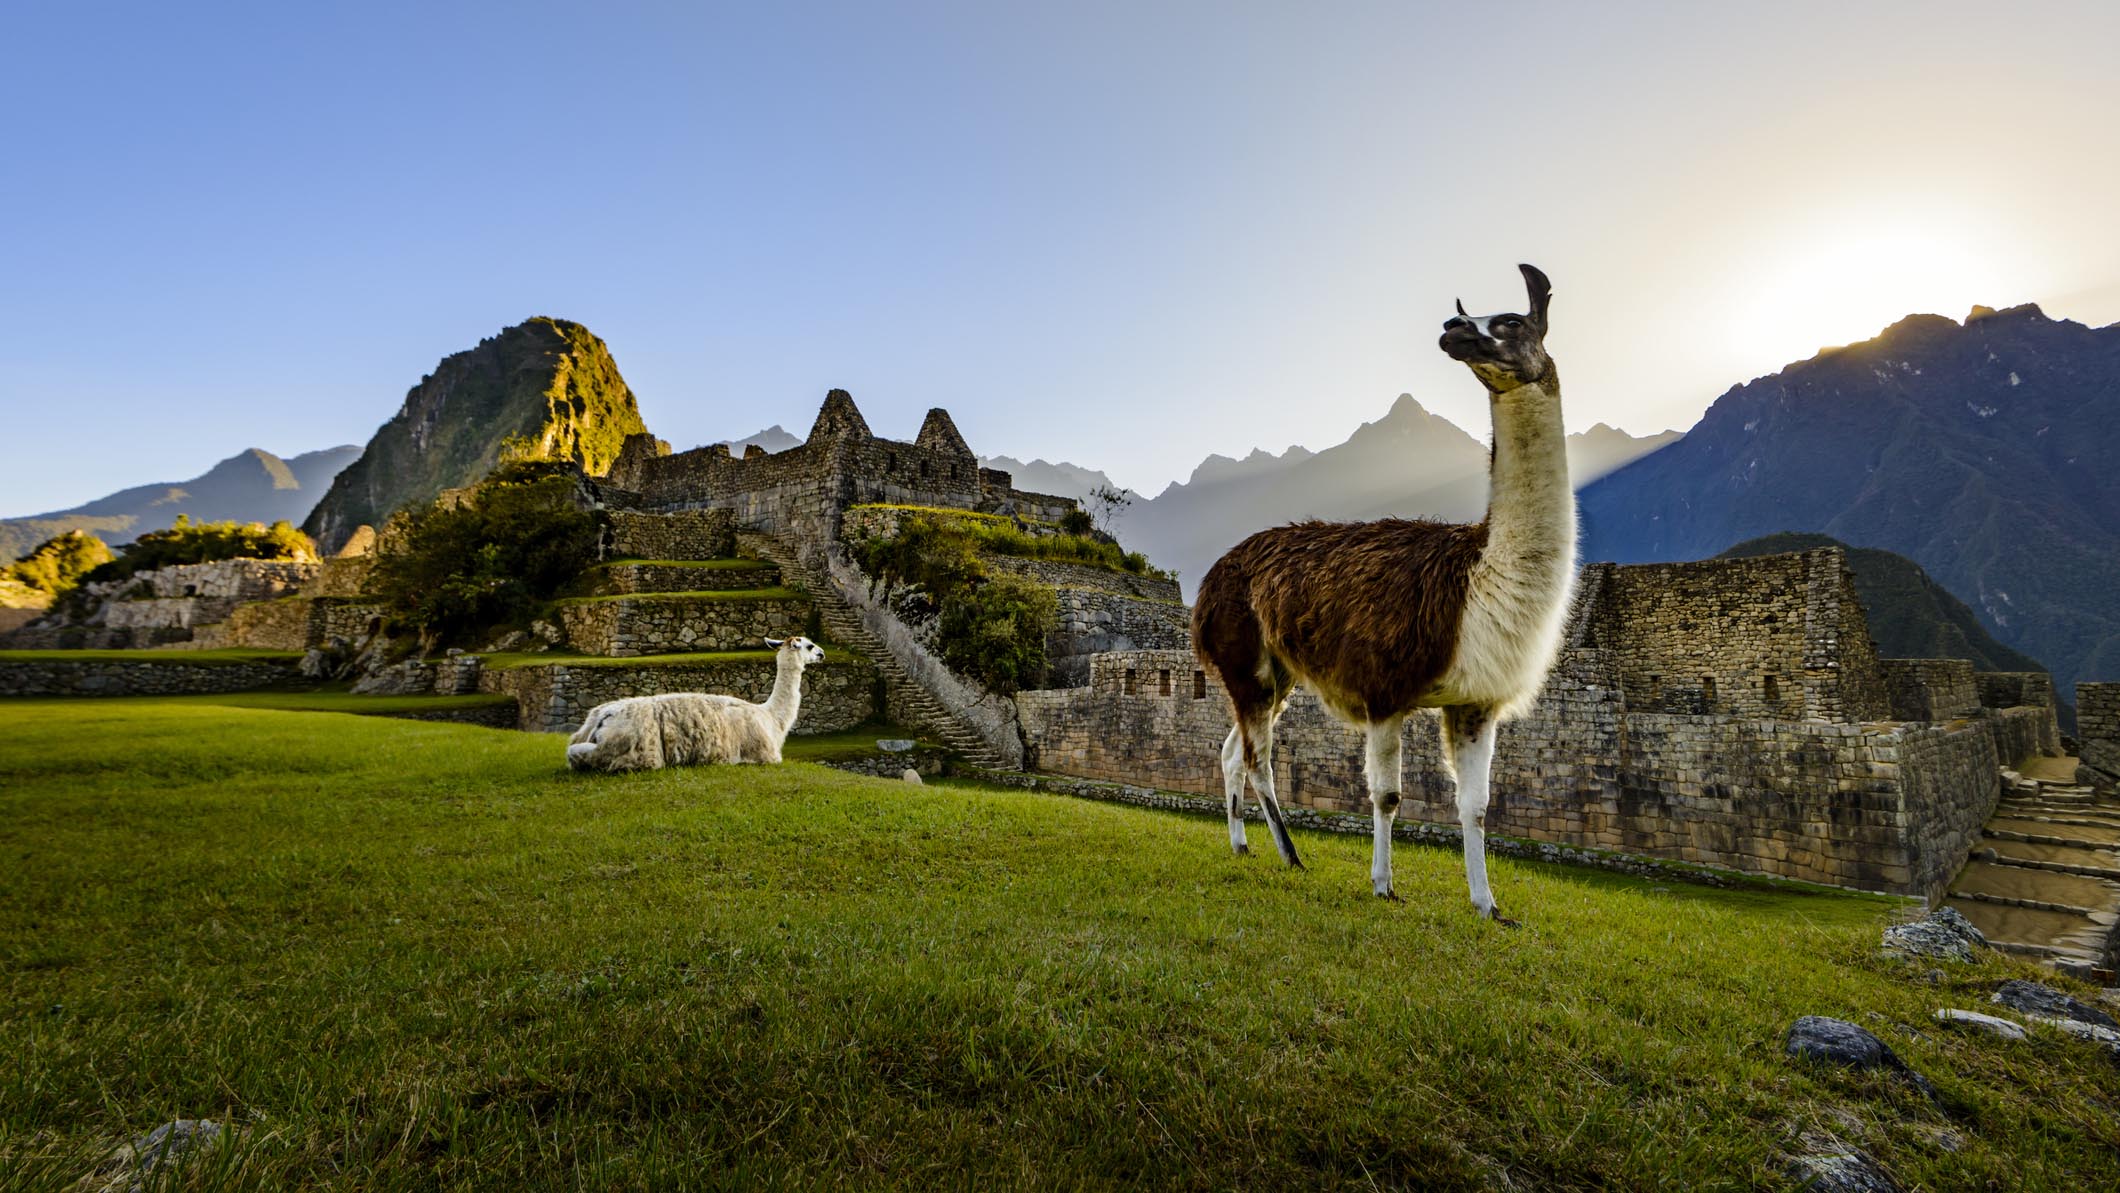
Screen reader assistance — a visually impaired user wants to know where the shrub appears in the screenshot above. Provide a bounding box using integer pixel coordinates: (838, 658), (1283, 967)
(3, 530), (113, 596)
(82, 516), (317, 585)
(1058, 508), (1094, 536)
(937, 574), (1055, 694)
(369, 467), (599, 651)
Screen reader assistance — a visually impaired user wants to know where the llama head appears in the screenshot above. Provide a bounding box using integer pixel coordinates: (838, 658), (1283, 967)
(1438, 263), (1555, 395)
(765, 636), (827, 665)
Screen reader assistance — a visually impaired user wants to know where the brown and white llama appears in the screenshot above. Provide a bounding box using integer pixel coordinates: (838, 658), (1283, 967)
(1191, 264), (1573, 924)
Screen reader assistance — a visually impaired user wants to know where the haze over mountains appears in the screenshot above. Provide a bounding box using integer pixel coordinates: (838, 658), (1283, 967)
(0, 446), (358, 564)
(1580, 303), (2120, 697)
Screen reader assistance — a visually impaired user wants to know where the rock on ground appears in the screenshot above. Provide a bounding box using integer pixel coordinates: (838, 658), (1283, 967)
(1786, 1133), (1903, 1193)
(1991, 979), (2120, 1029)
(1784, 1016), (1939, 1099)
(92, 1119), (225, 1192)
(1933, 1008), (2027, 1040)
(1881, 906), (1987, 963)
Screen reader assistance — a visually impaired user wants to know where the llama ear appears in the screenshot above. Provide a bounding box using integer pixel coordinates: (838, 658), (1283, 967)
(1519, 264), (1552, 327)
(764, 637), (785, 648)
(1455, 298), (1469, 318)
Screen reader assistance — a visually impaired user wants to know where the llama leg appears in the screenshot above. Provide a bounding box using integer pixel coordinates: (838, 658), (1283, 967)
(1244, 707), (1303, 869)
(1221, 726), (1249, 856)
(1445, 705), (1512, 925)
(1364, 717), (1405, 900)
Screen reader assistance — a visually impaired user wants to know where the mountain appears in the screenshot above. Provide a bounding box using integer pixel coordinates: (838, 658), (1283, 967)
(303, 317), (648, 553)
(0, 445), (358, 564)
(722, 425), (801, 455)
(1122, 393), (1679, 596)
(1579, 304), (2120, 699)
(977, 455), (1132, 504)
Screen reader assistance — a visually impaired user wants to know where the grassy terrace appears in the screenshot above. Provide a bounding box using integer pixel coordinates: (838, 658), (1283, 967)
(476, 648), (863, 670)
(554, 587), (805, 605)
(0, 648), (302, 666)
(2, 701), (2117, 1188)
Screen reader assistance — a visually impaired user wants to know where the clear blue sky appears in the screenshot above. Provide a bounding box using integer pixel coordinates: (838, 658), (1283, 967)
(5, 0), (2118, 515)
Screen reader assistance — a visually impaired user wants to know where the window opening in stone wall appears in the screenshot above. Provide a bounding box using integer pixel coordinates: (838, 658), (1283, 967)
(1159, 669), (1172, 696)
(1647, 675), (1661, 703)
(1193, 670), (1207, 699)
(886, 451), (897, 473)
(1763, 674), (1779, 704)
(1124, 668), (1137, 695)
(920, 460), (931, 479)
(1702, 675), (1717, 705)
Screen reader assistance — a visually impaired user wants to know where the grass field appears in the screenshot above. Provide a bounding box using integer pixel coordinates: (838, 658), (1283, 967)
(2, 700), (2118, 1189)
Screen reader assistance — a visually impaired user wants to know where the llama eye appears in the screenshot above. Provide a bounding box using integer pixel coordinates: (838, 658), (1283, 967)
(1499, 317), (1523, 329)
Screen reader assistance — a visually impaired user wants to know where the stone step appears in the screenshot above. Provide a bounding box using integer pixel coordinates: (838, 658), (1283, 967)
(1982, 837), (2120, 880)
(1987, 817), (2120, 846)
(1948, 860), (2120, 915)
(1943, 897), (2112, 967)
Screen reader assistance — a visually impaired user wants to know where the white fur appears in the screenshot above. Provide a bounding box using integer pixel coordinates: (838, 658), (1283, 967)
(565, 638), (825, 772)
(1432, 380), (1578, 719)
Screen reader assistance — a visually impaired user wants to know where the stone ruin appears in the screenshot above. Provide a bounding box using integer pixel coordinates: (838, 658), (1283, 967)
(1019, 548), (2068, 906)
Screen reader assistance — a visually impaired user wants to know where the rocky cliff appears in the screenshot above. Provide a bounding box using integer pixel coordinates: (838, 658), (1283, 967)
(303, 318), (648, 553)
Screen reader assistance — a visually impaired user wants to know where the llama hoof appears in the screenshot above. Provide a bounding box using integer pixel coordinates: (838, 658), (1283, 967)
(1376, 887), (1402, 903)
(1485, 907), (1521, 928)
(1233, 843), (1250, 857)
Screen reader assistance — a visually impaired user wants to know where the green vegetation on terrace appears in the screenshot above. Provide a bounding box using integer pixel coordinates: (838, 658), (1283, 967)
(2, 701), (2116, 1188)
(0, 648), (302, 667)
(1, 529), (111, 600)
(369, 461), (600, 651)
(78, 515), (316, 587)
(850, 502), (1165, 578)
(555, 587), (804, 605)
(476, 647), (862, 670)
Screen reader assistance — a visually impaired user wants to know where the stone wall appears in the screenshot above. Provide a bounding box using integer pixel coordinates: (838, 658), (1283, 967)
(481, 656), (878, 734)
(306, 556), (377, 598)
(1975, 672), (2063, 757)
(1577, 549), (1889, 722)
(604, 509), (735, 561)
(1880, 658), (1980, 723)
(984, 555), (1183, 602)
(556, 594), (813, 657)
(0, 656), (298, 697)
(596, 562), (781, 595)
(1018, 646), (2005, 899)
(222, 596), (388, 651)
(2081, 683), (2120, 792)
(1046, 588), (1193, 688)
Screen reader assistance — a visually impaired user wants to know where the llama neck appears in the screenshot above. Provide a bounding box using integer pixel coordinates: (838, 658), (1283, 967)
(765, 656), (804, 731)
(1480, 380), (1576, 578)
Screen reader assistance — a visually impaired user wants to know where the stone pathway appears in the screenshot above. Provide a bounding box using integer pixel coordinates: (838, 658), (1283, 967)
(1945, 757), (2120, 977)
(739, 532), (1009, 768)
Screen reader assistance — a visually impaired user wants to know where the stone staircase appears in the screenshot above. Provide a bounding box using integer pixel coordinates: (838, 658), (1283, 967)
(738, 531), (1010, 768)
(1945, 756), (2120, 977)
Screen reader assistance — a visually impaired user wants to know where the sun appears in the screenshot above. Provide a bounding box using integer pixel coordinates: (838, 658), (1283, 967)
(1726, 209), (2012, 368)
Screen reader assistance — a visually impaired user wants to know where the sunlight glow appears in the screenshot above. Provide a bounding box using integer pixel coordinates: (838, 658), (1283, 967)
(1725, 208), (2017, 369)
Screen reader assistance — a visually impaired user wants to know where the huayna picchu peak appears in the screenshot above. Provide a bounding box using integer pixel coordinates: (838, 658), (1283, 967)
(302, 317), (648, 554)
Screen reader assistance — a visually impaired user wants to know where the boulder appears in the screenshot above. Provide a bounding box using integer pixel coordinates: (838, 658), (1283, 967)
(1881, 907), (1986, 963)
(1990, 979), (2119, 1030)
(1932, 1009), (2026, 1040)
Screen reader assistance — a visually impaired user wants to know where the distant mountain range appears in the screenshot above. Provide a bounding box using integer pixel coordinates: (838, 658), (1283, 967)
(0, 446), (358, 564)
(1581, 304), (2120, 699)
(1118, 394), (1679, 598)
(303, 317), (648, 553)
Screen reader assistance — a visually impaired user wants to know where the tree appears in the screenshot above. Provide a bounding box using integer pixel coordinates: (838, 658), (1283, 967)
(1087, 483), (1132, 536)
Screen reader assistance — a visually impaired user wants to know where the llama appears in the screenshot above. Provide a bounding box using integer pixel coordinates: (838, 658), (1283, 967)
(1191, 264), (1573, 924)
(564, 637), (827, 772)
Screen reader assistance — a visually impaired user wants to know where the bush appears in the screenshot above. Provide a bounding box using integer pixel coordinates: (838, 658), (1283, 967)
(3, 530), (113, 596)
(369, 468), (599, 651)
(937, 574), (1055, 694)
(82, 516), (316, 585)
(855, 514), (1057, 692)
(1058, 508), (1094, 535)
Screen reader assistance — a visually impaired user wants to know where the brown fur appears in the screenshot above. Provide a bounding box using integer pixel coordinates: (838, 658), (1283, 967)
(1192, 517), (1489, 755)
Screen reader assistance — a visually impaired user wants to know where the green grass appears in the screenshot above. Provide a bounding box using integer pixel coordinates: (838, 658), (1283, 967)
(0, 648), (302, 666)
(155, 689), (519, 714)
(2, 702), (2117, 1189)
(478, 648), (863, 671)
(553, 588), (804, 606)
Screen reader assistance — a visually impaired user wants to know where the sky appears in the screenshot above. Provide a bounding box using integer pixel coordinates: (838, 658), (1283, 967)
(4, 0), (2119, 516)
